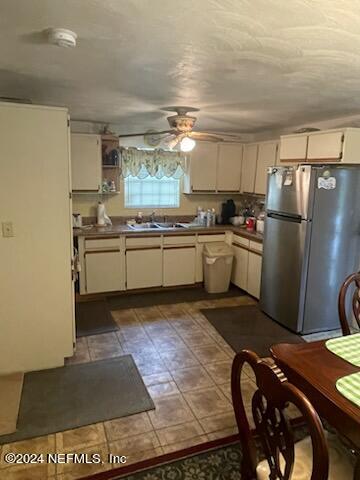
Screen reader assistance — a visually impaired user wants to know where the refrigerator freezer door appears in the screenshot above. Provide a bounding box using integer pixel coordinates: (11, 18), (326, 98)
(260, 214), (310, 332)
(266, 165), (314, 219)
(302, 166), (360, 334)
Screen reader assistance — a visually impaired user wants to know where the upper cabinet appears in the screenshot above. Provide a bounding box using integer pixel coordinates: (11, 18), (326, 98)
(216, 143), (243, 192)
(254, 142), (278, 195)
(185, 142), (218, 192)
(240, 144), (258, 194)
(279, 134), (308, 163)
(71, 133), (102, 191)
(184, 142), (243, 194)
(307, 131), (343, 161)
(280, 128), (360, 164)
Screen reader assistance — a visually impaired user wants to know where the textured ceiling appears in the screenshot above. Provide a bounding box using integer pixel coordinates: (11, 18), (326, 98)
(1, 0), (360, 134)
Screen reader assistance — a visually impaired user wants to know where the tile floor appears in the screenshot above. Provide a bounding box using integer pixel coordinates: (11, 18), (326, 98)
(0, 294), (260, 479)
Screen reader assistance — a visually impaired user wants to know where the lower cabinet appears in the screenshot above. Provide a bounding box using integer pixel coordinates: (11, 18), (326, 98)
(163, 247), (196, 286)
(85, 250), (125, 294)
(231, 243), (263, 299)
(247, 251), (262, 299)
(231, 244), (249, 291)
(126, 248), (163, 289)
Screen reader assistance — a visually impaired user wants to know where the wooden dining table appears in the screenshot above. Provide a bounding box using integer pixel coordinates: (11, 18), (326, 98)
(271, 339), (360, 454)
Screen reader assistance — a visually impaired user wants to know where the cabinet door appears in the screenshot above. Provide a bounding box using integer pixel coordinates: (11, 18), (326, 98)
(231, 244), (249, 290)
(71, 133), (102, 191)
(216, 144), (242, 192)
(279, 135), (307, 162)
(247, 252), (262, 299)
(254, 142), (278, 195)
(126, 248), (162, 289)
(85, 251), (125, 293)
(241, 144), (258, 194)
(307, 131), (344, 161)
(163, 247), (196, 286)
(189, 143), (218, 191)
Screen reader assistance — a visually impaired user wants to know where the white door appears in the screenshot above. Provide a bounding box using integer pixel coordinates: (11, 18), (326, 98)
(279, 135), (308, 162)
(247, 252), (262, 299)
(163, 247), (196, 286)
(231, 244), (249, 290)
(126, 248), (163, 289)
(254, 142), (278, 195)
(241, 144), (258, 193)
(216, 143), (242, 192)
(85, 251), (125, 293)
(190, 142), (218, 191)
(71, 133), (102, 191)
(307, 131), (344, 161)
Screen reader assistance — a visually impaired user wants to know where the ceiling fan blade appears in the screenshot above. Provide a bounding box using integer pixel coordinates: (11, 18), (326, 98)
(189, 132), (225, 142)
(118, 129), (175, 138)
(168, 134), (185, 149)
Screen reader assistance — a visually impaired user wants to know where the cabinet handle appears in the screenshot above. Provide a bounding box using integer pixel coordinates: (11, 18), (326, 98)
(85, 249), (120, 254)
(126, 246), (161, 251)
(163, 246), (195, 250)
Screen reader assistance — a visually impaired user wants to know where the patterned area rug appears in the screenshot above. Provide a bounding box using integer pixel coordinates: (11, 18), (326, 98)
(112, 442), (242, 479)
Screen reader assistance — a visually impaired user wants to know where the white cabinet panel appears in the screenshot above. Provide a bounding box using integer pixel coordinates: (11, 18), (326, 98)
(85, 251), (125, 293)
(247, 252), (262, 299)
(188, 142), (218, 191)
(231, 244), (249, 291)
(216, 144), (242, 192)
(254, 142), (278, 195)
(241, 144), (258, 193)
(307, 131), (343, 161)
(163, 247), (196, 286)
(279, 135), (307, 162)
(126, 248), (162, 289)
(71, 133), (102, 191)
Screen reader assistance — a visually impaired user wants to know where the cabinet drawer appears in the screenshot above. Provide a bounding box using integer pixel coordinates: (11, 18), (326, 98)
(232, 234), (250, 248)
(163, 235), (196, 246)
(85, 237), (121, 250)
(126, 236), (161, 248)
(249, 240), (263, 254)
(197, 234), (226, 243)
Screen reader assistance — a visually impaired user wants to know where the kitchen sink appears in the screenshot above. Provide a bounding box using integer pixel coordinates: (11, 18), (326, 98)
(154, 222), (186, 229)
(128, 223), (161, 230)
(128, 222), (187, 231)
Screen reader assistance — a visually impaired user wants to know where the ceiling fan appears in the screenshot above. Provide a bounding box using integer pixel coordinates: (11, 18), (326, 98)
(118, 106), (242, 152)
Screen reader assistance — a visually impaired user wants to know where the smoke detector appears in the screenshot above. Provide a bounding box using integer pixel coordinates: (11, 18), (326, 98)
(47, 28), (77, 48)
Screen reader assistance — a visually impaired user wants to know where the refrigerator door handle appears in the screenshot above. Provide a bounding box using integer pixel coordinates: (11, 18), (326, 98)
(267, 212), (302, 223)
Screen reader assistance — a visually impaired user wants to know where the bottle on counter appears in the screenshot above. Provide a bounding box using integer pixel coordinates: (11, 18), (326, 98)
(206, 209), (212, 227)
(211, 208), (216, 226)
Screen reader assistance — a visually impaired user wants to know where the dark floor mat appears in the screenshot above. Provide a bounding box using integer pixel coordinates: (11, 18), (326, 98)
(0, 356), (154, 445)
(202, 305), (304, 357)
(107, 285), (244, 310)
(76, 299), (118, 337)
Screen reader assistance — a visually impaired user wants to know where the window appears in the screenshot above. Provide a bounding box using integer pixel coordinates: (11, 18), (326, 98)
(124, 175), (180, 208)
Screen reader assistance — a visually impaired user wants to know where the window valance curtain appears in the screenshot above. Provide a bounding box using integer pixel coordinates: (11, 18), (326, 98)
(121, 147), (186, 179)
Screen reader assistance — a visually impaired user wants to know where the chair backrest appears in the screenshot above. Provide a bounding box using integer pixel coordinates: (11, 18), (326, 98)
(338, 272), (360, 335)
(231, 350), (329, 480)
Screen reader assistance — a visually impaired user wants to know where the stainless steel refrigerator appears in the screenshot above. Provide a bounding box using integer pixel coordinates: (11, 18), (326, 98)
(260, 164), (360, 334)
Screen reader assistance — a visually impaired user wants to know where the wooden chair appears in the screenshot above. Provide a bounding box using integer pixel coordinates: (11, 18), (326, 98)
(231, 350), (355, 479)
(338, 272), (360, 335)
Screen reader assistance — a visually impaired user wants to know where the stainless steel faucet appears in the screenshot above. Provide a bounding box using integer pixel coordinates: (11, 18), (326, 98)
(150, 210), (156, 222)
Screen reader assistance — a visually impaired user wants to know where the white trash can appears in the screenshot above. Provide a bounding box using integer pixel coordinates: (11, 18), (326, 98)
(203, 242), (234, 293)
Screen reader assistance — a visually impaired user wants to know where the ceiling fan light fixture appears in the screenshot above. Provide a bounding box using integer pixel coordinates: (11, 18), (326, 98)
(180, 136), (196, 152)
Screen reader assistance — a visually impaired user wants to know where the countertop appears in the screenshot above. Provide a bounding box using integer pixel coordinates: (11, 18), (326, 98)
(73, 224), (263, 243)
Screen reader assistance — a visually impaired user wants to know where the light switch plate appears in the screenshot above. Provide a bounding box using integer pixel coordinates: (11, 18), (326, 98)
(2, 222), (14, 237)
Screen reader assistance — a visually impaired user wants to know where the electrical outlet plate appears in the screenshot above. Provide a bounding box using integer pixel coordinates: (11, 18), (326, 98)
(2, 222), (14, 237)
